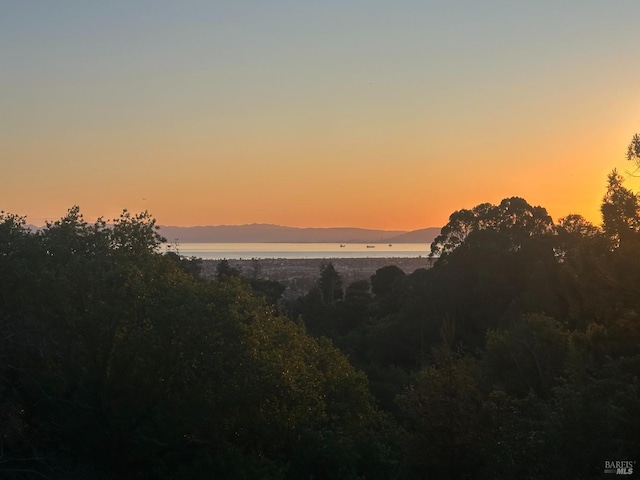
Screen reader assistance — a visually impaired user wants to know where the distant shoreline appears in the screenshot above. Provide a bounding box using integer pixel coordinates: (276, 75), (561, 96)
(167, 240), (427, 244)
(167, 242), (430, 261)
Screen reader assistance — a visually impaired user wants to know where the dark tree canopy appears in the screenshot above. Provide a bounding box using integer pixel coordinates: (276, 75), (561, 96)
(557, 213), (599, 237)
(0, 207), (393, 480)
(430, 197), (553, 258)
(215, 258), (242, 279)
(627, 132), (640, 165)
(601, 169), (640, 246)
(345, 279), (371, 303)
(371, 265), (406, 297)
(318, 261), (343, 304)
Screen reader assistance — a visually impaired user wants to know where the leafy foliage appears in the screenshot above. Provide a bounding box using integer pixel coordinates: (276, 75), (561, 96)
(627, 132), (640, 165)
(318, 261), (344, 304)
(601, 169), (640, 247)
(289, 136), (640, 477)
(430, 197), (553, 258)
(4, 132), (640, 478)
(0, 208), (393, 479)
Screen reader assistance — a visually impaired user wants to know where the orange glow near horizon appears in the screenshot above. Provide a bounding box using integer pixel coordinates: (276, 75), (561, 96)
(7, 129), (637, 232)
(2, 3), (640, 231)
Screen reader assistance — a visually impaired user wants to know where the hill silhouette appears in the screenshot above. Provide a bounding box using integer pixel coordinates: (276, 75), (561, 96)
(385, 227), (440, 244)
(159, 224), (439, 244)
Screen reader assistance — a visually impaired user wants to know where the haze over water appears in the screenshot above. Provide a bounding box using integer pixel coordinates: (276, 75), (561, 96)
(167, 242), (429, 260)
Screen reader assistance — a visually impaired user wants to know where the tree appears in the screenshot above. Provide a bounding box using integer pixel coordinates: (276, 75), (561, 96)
(344, 279), (371, 304)
(557, 214), (598, 237)
(396, 338), (483, 479)
(338, 280), (372, 335)
(430, 197), (553, 258)
(164, 251), (203, 277)
(0, 207), (399, 479)
(318, 261), (343, 304)
(626, 132), (640, 167)
(492, 197), (554, 246)
(601, 169), (640, 247)
(215, 258), (242, 279)
(111, 208), (166, 254)
(429, 202), (494, 257)
(370, 265), (405, 297)
(483, 314), (568, 399)
(249, 278), (286, 308)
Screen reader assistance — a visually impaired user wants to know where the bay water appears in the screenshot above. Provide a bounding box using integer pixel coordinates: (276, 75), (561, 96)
(164, 242), (430, 260)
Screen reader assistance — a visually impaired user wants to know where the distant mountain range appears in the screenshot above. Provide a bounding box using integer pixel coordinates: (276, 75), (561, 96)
(158, 224), (441, 244)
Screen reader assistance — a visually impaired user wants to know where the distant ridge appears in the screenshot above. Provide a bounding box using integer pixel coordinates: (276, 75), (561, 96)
(158, 223), (439, 244)
(385, 227), (440, 244)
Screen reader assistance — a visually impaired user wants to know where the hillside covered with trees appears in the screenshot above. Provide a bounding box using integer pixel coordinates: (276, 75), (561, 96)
(2, 135), (640, 478)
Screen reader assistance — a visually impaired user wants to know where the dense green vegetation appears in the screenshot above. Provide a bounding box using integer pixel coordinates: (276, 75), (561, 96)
(0, 209), (394, 479)
(2, 136), (640, 478)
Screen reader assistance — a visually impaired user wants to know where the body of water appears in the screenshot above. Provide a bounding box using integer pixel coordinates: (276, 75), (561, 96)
(165, 242), (430, 260)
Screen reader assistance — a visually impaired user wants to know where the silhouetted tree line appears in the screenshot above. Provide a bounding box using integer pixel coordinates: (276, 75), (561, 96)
(0, 209), (394, 479)
(1, 135), (640, 478)
(289, 136), (640, 478)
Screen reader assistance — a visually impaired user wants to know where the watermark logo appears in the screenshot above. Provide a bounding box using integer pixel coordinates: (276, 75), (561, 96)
(604, 460), (635, 475)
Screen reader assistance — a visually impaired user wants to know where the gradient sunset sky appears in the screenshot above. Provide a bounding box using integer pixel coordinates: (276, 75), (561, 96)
(2, 1), (640, 230)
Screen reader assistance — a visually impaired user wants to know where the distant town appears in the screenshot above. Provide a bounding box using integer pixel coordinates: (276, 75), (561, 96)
(201, 256), (433, 300)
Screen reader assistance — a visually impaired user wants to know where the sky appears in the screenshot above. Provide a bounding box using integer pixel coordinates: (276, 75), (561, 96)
(2, 1), (640, 231)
